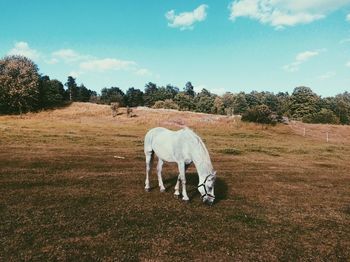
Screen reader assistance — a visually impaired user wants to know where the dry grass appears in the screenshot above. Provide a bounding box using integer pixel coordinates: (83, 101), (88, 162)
(1, 102), (349, 261)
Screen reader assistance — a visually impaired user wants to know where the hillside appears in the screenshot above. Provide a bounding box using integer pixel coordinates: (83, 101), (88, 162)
(0, 102), (349, 261)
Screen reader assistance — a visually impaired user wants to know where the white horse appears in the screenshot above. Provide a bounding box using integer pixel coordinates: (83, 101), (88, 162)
(144, 127), (216, 205)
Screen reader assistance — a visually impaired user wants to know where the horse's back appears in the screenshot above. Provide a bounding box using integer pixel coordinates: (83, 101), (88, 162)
(144, 127), (172, 152)
(144, 127), (189, 162)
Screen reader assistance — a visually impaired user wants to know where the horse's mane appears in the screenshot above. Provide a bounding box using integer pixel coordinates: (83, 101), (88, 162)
(182, 127), (213, 172)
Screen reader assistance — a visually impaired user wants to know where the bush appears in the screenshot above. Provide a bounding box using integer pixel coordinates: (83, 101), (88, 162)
(110, 102), (119, 117)
(242, 105), (274, 125)
(152, 99), (179, 110)
(302, 109), (340, 124)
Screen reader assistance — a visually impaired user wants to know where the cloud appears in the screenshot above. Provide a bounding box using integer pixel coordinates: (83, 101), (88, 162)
(135, 68), (152, 77)
(296, 50), (319, 62)
(80, 58), (137, 72)
(229, 0), (350, 29)
(318, 71), (336, 79)
(68, 71), (83, 78)
(194, 84), (227, 95)
(45, 58), (59, 64)
(6, 42), (155, 80)
(283, 50), (322, 72)
(347, 13), (350, 21)
(7, 41), (41, 60)
(166, 4), (208, 30)
(339, 38), (350, 44)
(346, 61), (350, 67)
(52, 49), (91, 63)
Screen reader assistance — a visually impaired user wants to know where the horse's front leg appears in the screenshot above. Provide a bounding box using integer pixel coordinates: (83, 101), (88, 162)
(177, 162), (189, 201)
(174, 175), (181, 198)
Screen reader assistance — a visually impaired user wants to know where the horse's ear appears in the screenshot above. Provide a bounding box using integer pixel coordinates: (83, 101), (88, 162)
(212, 171), (217, 177)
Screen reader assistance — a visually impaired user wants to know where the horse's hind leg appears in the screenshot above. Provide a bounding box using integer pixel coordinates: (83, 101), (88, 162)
(145, 151), (153, 192)
(157, 159), (165, 192)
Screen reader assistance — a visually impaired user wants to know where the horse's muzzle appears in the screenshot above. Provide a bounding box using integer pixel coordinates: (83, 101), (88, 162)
(203, 196), (215, 206)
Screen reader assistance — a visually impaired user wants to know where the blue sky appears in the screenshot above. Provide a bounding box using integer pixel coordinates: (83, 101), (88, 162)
(1, 0), (350, 97)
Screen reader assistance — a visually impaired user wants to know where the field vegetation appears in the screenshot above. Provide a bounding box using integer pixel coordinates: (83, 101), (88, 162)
(1, 103), (349, 260)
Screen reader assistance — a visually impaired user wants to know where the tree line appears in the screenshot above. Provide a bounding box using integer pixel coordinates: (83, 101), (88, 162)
(1, 55), (349, 125)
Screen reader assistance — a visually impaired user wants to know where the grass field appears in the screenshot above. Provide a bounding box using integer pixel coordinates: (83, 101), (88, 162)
(1, 103), (349, 261)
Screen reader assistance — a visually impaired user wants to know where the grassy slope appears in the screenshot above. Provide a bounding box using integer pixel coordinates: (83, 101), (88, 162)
(0, 103), (349, 261)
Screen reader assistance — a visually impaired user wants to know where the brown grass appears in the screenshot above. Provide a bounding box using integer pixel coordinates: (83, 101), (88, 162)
(1, 102), (349, 261)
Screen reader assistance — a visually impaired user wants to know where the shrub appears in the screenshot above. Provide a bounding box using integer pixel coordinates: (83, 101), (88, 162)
(302, 109), (340, 124)
(242, 105), (275, 125)
(110, 102), (119, 117)
(152, 99), (179, 110)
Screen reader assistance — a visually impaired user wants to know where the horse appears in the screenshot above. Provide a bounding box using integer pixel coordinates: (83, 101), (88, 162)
(144, 127), (217, 205)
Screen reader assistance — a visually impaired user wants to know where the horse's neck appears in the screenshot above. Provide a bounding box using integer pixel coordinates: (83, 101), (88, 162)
(192, 148), (213, 184)
(195, 161), (213, 183)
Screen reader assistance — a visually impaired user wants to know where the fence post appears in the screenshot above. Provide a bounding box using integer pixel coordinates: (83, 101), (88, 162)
(303, 127), (306, 137)
(326, 132), (329, 143)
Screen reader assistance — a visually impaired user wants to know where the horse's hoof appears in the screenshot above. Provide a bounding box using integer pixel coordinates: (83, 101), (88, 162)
(160, 188), (166, 193)
(145, 188), (150, 192)
(183, 199), (190, 204)
(174, 194), (180, 199)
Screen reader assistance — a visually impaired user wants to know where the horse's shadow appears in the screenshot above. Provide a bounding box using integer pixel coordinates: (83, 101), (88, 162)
(161, 172), (228, 203)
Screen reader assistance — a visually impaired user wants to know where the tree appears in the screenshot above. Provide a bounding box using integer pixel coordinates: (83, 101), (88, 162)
(221, 92), (236, 115)
(233, 92), (248, 114)
(245, 91), (262, 108)
(184, 81), (195, 97)
(165, 84), (179, 99)
(242, 104), (274, 125)
(290, 86), (319, 119)
(38, 76), (65, 108)
(212, 96), (225, 115)
(144, 82), (158, 106)
(195, 89), (216, 113)
(78, 84), (96, 102)
(334, 92), (350, 124)
(174, 92), (195, 111)
(276, 92), (290, 116)
(156, 85), (178, 101)
(125, 87), (144, 107)
(0, 55), (40, 114)
(100, 87), (125, 105)
(65, 76), (79, 101)
(262, 92), (279, 112)
(303, 109), (340, 124)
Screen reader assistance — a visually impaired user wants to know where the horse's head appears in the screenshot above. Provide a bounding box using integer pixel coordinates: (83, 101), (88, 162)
(198, 171), (216, 205)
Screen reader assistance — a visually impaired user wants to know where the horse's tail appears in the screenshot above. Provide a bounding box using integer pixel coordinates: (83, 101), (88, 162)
(144, 129), (154, 155)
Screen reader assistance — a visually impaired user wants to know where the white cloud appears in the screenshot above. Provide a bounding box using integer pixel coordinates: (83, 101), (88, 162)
(318, 71), (336, 79)
(339, 38), (350, 44)
(347, 13), (350, 21)
(229, 0), (350, 29)
(135, 68), (152, 77)
(68, 71), (84, 78)
(195, 84), (227, 95)
(7, 41), (41, 60)
(52, 49), (91, 63)
(166, 4), (208, 30)
(296, 50), (319, 62)
(346, 61), (350, 67)
(283, 50), (322, 72)
(80, 58), (137, 72)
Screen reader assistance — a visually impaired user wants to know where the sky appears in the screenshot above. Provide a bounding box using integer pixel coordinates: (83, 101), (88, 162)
(1, 0), (350, 97)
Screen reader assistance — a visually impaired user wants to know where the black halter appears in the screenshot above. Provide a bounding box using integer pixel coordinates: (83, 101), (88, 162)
(198, 174), (215, 199)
